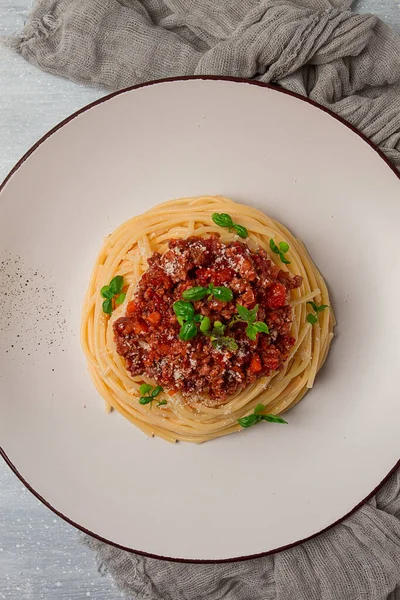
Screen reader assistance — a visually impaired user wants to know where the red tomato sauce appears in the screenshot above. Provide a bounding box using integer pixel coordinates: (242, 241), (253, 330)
(113, 235), (302, 405)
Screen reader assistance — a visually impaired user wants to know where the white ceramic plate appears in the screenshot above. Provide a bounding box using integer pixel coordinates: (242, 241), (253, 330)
(1, 78), (399, 562)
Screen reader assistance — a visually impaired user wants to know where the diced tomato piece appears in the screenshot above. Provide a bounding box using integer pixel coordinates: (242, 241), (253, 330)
(249, 354), (262, 373)
(266, 283), (287, 309)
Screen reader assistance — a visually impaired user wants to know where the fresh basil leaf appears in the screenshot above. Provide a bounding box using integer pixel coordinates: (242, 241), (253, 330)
(254, 321), (269, 334)
(193, 314), (202, 323)
(212, 286), (234, 302)
(254, 404), (265, 414)
(232, 224), (248, 239)
(115, 292), (126, 306)
(182, 286), (208, 301)
(109, 275), (124, 295)
(269, 239), (280, 254)
(238, 414), (261, 428)
(200, 316), (211, 332)
(261, 414), (288, 424)
(211, 212), (234, 228)
(306, 313), (318, 324)
(222, 337), (238, 351)
(212, 335), (238, 352)
(139, 383), (153, 396)
(213, 321), (226, 335)
(246, 324), (257, 341)
(179, 321), (198, 341)
(279, 253), (291, 265)
(102, 298), (113, 314)
(279, 241), (289, 254)
(307, 301), (318, 312)
(151, 386), (163, 397)
(157, 400), (167, 407)
(316, 304), (328, 312)
(248, 304), (259, 323)
(173, 300), (194, 320)
(100, 285), (113, 299)
(139, 396), (153, 405)
(236, 304), (251, 321)
(307, 302), (328, 313)
(177, 316), (185, 326)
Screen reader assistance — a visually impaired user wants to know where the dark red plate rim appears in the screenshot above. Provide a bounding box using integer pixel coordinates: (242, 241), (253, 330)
(1, 76), (399, 564)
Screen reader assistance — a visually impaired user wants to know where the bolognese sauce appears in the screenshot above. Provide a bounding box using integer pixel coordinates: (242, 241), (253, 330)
(113, 235), (302, 405)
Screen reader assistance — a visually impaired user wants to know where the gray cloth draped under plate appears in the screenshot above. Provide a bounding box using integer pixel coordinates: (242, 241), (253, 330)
(7, 0), (400, 598)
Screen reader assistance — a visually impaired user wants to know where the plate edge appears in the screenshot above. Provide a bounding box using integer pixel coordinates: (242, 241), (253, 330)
(1, 75), (399, 563)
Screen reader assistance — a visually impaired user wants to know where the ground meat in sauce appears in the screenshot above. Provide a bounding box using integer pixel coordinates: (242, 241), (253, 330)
(113, 235), (302, 406)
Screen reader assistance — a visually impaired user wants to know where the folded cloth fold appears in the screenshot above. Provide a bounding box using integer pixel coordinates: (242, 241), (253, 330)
(81, 469), (400, 600)
(7, 0), (400, 598)
(7, 0), (400, 168)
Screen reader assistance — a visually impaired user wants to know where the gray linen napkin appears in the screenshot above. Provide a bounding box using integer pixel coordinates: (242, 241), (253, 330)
(8, 0), (400, 598)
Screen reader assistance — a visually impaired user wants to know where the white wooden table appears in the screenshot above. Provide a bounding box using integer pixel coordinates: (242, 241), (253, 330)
(0, 1), (399, 598)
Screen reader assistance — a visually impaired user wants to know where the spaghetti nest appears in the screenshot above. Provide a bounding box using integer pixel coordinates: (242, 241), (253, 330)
(81, 196), (334, 443)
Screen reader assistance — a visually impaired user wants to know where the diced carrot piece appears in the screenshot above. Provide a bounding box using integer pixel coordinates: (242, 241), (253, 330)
(133, 321), (149, 335)
(249, 354), (262, 373)
(146, 311), (162, 325)
(126, 301), (137, 315)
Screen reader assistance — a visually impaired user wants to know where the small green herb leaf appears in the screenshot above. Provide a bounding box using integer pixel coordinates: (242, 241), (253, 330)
(139, 383), (153, 396)
(306, 313), (318, 324)
(173, 301), (195, 321)
(212, 286), (233, 302)
(248, 304), (259, 323)
(212, 212), (234, 228)
(238, 414), (261, 428)
(182, 286), (209, 301)
(139, 396), (153, 405)
(115, 292), (126, 306)
(220, 337), (238, 351)
(270, 239), (291, 265)
(263, 414), (288, 424)
(232, 224), (248, 239)
(100, 275), (125, 314)
(238, 406), (288, 429)
(151, 386), (163, 398)
(157, 400), (167, 407)
(109, 275), (124, 295)
(139, 384), (165, 407)
(245, 324), (257, 341)
(193, 314), (203, 323)
(254, 321), (269, 334)
(307, 301), (329, 313)
(236, 304), (251, 321)
(213, 320), (226, 335)
(230, 304), (262, 341)
(212, 213), (248, 238)
(100, 285), (113, 299)
(102, 298), (113, 314)
(200, 316), (211, 332)
(279, 241), (289, 254)
(269, 239), (280, 254)
(179, 321), (198, 341)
